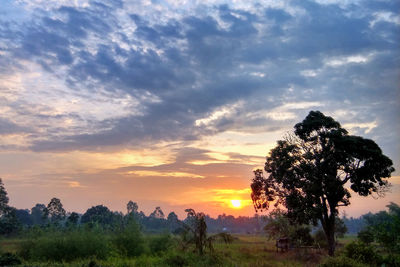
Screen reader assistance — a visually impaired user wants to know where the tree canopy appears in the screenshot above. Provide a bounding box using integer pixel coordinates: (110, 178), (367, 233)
(251, 111), (394, 255)
(0, 178), (9, 216)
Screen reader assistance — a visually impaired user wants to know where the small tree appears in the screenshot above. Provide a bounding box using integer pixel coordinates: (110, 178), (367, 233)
(184, 209), (208, 255)
(251, 111), (394, 256)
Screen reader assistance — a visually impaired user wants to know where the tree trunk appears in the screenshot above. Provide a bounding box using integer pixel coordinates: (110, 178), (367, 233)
(327, 228), (336, 256)
(321, 216), (336, 256)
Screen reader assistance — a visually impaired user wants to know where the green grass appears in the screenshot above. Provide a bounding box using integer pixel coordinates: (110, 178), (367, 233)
(0, 233), (332, 266)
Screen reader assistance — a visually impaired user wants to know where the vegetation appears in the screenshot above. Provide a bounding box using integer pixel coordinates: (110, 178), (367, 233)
(250, 111), (394, 255)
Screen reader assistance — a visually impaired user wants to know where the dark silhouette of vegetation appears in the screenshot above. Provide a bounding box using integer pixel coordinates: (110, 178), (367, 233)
(44, 198), (66, 225)
(250, 111), (395, 255)
(81, 205), (115, 227)
(0, 178), (9, 216)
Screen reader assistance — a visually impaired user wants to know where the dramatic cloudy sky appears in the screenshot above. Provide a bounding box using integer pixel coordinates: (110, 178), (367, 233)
(0, 0), (399, 218)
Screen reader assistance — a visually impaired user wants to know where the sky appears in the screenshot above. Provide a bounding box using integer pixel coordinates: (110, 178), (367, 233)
(0, 0), (399, 219)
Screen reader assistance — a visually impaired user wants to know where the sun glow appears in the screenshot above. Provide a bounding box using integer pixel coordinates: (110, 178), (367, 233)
(230, 199), (242, 208)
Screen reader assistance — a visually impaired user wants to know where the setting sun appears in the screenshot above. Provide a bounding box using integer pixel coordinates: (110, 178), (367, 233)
(230, 199), (242, 208)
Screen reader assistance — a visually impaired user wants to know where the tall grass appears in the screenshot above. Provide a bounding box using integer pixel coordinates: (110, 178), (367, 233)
(19, 228), (110, 262)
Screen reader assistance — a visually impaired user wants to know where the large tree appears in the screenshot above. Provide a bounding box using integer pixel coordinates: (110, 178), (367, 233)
(251, 111), (394, 256)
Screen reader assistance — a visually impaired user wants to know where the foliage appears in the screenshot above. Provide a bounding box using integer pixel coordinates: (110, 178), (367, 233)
(126, 201), (138, 215)
(183, 208), (208, 255)
(15, 209), (33, 226)
(148, 234), (173, 254)
(19, 228), (111, 262)
(334, 217), (347, 239)
(0, 207), (21, 236)
(357, 229), (374, 244)
(81, 205), (115, 227)
(314, 228), (328, 248)
(342, 241), (381, 265)
(0, 178), (9, 216)
(361, 202), (400, 254)
(0, 252), (22, 266)
(318, 256), (367, 267)
(150, 207), (165, 219)
(31, 204), (47, 225)
(112, 220), (145, 257)
(251, 111), (394, 255)
(263, 209), (291, 240)
(44, 198), (66, 225)
(66, 212), (80, 227)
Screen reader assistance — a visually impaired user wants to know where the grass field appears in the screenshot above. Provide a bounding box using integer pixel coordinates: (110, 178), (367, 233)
(0, 234), (335, 266)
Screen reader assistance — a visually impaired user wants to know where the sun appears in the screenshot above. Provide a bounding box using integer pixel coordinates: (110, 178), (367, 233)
(230, 199), (242, 208)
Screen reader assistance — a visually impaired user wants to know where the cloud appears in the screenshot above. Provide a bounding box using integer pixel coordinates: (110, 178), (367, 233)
(0, 0), (397, 173)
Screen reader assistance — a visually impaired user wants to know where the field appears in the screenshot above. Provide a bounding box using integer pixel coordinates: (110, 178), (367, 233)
(0, 233), (333, 267)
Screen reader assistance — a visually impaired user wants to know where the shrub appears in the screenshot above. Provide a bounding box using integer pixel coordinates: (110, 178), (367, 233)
(112, 221), (145, 257)
(314, 228), (328, 248)
(149, 234), (173, 254)
(343, 241), (381, 265)
(19, 229), (110, 262)
(357, 229), (374, 244)
(0, 252), (22, 266)
(319, 255), (367, 267)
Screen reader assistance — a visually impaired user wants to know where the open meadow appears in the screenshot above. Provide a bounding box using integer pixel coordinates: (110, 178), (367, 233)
(0, 233), (332, 267)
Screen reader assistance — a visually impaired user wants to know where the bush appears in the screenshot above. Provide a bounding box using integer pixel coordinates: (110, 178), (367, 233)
(19, 229), (110, 262)
(0, 252), (22, 266)
(112, 221), (145, 257)
(319, 255), (367, 267)
(314, 228), (328, 248)
(357, 229), (374, 244)
(149, 234), (173, 254)
(382, 254), (400, 266)
(343, 241), (381, 265)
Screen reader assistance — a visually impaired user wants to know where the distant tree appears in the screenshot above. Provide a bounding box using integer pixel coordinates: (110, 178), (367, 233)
(167, 211), (178, 222)
(44, 198), (66, 224)
(81, 205), (114, 226)
(31, 204), (47, 225)
(15, 209), (33, 226)
(66, 212), (80, 226)
(167, 211), (180, 232)
(150, 206), (165, 219)
(251, 111), (394, 256)
(362, 202), (400, 254)
(0, 207), (21, 235)
(127, 201), (138, 215)
(0, 178), (9, 216)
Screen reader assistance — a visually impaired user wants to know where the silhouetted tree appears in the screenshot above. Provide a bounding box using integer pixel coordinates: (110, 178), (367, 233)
(150, 206), (165, 219)
(15, 209), (33, 226)
(44, 198), (66, 224)
(0, 178), (9, 216)
(81, 205), (114, 227)
(0, 207), (21, 235)
(31, 204), (46, 225)
(184, 209), (207, 255)
(126, 201), (138, 215)
(66, 212), (80, 226)
(251, 111), (394, 256)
